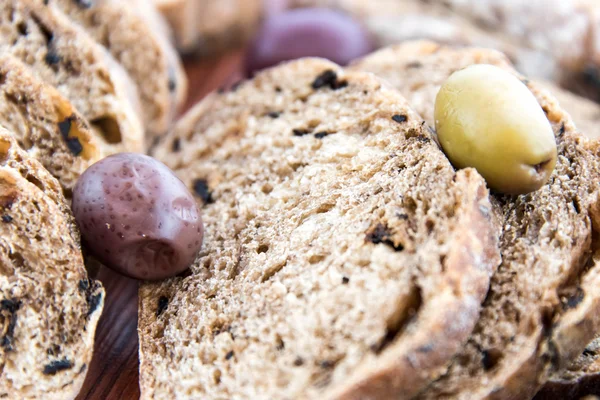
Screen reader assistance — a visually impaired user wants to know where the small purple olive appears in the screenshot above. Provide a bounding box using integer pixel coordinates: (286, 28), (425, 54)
(245, 8), (374, 76)
(72, 153), (203, 280)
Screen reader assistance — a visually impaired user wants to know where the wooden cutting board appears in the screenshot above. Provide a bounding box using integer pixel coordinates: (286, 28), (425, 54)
(75, 51), (245, 400)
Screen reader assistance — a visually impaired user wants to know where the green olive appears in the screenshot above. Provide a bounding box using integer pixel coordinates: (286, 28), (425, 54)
(434, 64), (557, 195)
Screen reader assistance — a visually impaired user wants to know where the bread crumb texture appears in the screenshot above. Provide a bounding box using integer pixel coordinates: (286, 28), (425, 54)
(352, 41), (600, 399)
(140, 58), (499, 399)
(0, 127), (104, 399)
(0, 0), (144, 154)
(0, 53), (105, 198)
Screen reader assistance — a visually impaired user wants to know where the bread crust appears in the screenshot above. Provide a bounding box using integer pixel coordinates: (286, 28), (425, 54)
(45, 0), (188, 139)
(0, 53), (106, 197)
(0, 127), (104, 399)
(0, 0), (144, 153)
(352, 41), (600, 400)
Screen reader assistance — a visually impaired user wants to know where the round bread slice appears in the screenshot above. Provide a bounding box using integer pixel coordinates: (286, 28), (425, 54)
(153, 0), (263, 55)
(0, 53), (107, 198)
(0, 0), (144, 153)
(352, 41), (600, 399)
(44, 0), (188, 139)
(0, 126), (104, 399)
(140, 58), (500, 399)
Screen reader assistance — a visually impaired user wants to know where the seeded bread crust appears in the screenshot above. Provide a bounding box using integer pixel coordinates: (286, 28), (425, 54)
(0, 126), (104, 399)
(140, 58), (500, 399)
(352, 41), (600, 400)
(44, 0), (188, 139)
(0, 0), (144, 154)
(154, 0), (263, 55)
(0, 53), (106, 198)
(292, 0), (600, 104)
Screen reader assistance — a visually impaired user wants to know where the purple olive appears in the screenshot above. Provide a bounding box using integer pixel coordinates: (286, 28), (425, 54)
(245, 8), (374, 76)
(72, 153), (203, 280)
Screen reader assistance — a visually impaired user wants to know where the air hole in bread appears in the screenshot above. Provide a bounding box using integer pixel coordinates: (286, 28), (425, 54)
(371, 284), (422, 354)
(90, 116), (122, 144)
(257, 244), (269, 254)
(308, 254), (325, 264)
(8, 251), (28, 271)
(316, 203), (334, 214)
(16, 21), (27, 36)
(583, 347), (597, 357)
(425, 219), (435, 234)
(261, 259), (287, 282)
(289, 161), (306, 171)
(213, 369), (222, 385)
(171, 138), (181, 152)
(275, 334), (285, 351)
(16, 137), (32, 151)
(573, 200), (581, 214)
(25, 174), (44, 192)
(481, 348), (503, 370)
(261, 183), (273, 194)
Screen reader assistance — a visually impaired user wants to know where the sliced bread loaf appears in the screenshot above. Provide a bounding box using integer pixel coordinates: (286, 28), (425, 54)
(352, 41), (600, 399)
(0, 53), (105, 197)
(154, 0), (263, 55)
(140, 58), (500, 399)
(0, 125), (104, 399)
(0, 0), (144, 153)
(43, 0), (188, 139)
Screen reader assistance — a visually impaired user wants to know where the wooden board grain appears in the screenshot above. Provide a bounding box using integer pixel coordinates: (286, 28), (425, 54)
(75, 51), (245, 400)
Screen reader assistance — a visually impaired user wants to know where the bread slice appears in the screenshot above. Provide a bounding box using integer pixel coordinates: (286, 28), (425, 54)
(44, 0), (188, 139)
(352, 41), (600, 399)
(139, 58), (500, 399)
(0, 0), (144, 153)
(0, 53), (107, 197)
(0, 125), (104, 399)
(153, 0), (262, 55)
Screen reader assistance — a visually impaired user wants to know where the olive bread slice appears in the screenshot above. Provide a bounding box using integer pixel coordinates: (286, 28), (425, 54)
(0, 53), (105, 198)
(0, 0), (144, 153)
(42, 0), (187, 139)
(352, 41), (600, 400)
(140, 58), (500, 399)
(0, 126), (104, 399)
